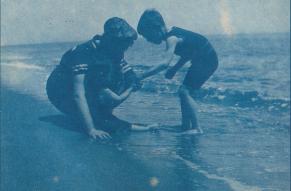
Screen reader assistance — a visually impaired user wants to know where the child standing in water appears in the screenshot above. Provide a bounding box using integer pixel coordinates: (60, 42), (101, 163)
(137, 9), (218, 133)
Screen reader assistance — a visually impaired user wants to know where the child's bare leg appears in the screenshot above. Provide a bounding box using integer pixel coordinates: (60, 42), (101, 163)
(179, 86), (202, 133)
(131, 123), (159, 131)
(97, 94), (158, 132)
(180, 94), (191, 130)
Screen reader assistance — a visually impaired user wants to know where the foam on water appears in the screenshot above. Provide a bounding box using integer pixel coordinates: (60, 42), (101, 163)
(2, 61), (48, 100)
(174, 154), (262, 191)
(2, 62), (44, 71)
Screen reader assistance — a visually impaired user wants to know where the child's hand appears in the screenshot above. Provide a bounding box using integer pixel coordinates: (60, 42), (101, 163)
(132, 80), (143, 92)
(165, 68), (176, 79)
(160, 63), (170, 70)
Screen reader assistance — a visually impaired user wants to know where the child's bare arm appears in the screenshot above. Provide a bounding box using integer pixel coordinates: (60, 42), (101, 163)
(165, 57), (189, 79)
(138, 63), (169, 80)
(137, 37), (181, 80)
(98, 87), (133, 107)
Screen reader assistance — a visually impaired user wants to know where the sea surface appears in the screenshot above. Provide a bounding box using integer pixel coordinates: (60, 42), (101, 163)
(1, 33), (290, 191)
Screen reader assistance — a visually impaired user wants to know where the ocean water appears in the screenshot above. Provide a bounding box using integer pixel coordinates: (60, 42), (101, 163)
(1, 33), (290, 191)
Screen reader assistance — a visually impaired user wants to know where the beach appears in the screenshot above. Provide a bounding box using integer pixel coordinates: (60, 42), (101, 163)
(1, 33), (290, 191)
(2, 88), (159, 191)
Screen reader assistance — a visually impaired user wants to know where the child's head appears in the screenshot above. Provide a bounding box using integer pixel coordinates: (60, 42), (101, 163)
(137, 9), (167, 44)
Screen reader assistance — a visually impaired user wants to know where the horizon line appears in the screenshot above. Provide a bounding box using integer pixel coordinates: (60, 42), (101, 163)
(1, 31), (290, 48)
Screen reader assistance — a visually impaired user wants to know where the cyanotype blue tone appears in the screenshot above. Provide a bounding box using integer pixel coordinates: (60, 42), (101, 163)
(1, 1), (290, 191)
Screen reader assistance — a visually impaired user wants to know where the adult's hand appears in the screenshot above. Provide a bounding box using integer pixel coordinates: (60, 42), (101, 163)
(88, 128), (111, 140)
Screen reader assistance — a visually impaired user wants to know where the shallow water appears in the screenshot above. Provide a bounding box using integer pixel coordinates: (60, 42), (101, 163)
(1, 33), (290, 191)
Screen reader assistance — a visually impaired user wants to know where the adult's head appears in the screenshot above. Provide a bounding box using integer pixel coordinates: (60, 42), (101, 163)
(137, 9), (167, 44)
(102, 17), (137, 54)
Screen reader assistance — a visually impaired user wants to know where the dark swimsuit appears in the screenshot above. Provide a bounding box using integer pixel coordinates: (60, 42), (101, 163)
(168, 27), (218, 89)
(46, 36), (134, 131)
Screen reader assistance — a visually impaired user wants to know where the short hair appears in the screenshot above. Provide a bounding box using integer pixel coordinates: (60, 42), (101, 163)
(137, 9), (166, 36)
(104, 17), (137, 40)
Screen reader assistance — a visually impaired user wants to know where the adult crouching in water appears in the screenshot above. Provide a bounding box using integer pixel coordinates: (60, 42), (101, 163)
(46, 17), (164, 140)
(137, 9), (219, 134)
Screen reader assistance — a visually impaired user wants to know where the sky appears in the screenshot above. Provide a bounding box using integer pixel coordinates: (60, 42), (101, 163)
(1, 0), (290, 45)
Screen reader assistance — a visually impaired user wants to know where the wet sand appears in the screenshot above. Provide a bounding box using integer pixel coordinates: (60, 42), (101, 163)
(1, 88), (155, 191)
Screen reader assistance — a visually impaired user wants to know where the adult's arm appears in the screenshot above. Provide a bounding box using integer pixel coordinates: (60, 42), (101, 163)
(72, 74), (111, 139)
